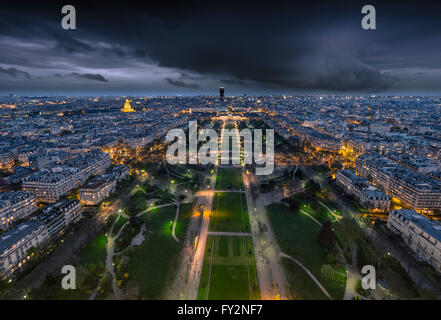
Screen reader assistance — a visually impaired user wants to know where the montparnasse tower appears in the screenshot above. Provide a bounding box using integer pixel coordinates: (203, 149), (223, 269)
(121, 98), (135, 112)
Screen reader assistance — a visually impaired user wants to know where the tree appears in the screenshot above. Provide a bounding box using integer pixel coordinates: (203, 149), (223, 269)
(288, 197), (302, 213)
(321, 264), (334, 281)
(317, 221), (335, 251)
(88, 263), (97, 273)
(305, 179), (321, 194)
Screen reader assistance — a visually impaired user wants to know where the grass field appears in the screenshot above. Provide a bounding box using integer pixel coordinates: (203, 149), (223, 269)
(216, 167), (243, 190)
(282, 259), (328, 300)
(210, 192), (250, 233)
(198, 235), (260, 300)
(266, 203), (346, 300)
(300, 202), (334, 224)
(128, 204), (192, 299)
(80, 234), (107, 265)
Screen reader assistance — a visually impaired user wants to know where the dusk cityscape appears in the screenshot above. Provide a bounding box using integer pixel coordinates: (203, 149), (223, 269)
(0, 0), (441, 309)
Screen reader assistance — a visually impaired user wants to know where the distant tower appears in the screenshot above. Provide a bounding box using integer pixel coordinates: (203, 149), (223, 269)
(219, 87), (225, 100)
(121, 99), (135, 112)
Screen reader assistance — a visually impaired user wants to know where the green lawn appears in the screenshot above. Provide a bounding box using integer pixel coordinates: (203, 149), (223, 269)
(128, 205), (190, 299)
(175, 203), (193, 239)
(290, 193), (336, 224)
(210, 192), (250, 233)
(79, 234), (107, 265)
(198, 235), (260, 300)
(266, 203), (346, 300)
(299, 202), (333, 224)
(282, 259), (328, 300)
(111, 216), (128, 237)
(216, 167), (243, 190)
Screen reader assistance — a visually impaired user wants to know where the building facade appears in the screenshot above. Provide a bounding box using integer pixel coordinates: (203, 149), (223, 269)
(22, 150), (111, 203)
(22, 167), (80, 203)
(0, 150), (14, 172)
(388, 209), (441, 272)
(0, 220), (47, 278)
(38, 199), (82, 239)
(336, 170), (391, 212)
(79, 176), (116, 205)
(356, 154), (441, 214)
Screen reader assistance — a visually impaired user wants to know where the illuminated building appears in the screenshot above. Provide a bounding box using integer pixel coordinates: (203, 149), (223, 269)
(0, 150), (14, 173)
(79, 176), (116, 205)
(121, 99), (135, 112)
(356, 154), (441, 214)
(0, 192), (37, 230)
(336, 170), (391, 213)
(0, 220), (47, 278)
(22, 167), (80, 203)
(23, 151), (111, 203)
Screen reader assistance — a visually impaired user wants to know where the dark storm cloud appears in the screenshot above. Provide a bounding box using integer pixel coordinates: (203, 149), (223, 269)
(166, 78), (201, 89)
(220, 79), (248, 86)
(0, 66), (31, 79)
(70, 72), (108, 82)
(0, 0), (441, 94)
(52, 33), (94, 54)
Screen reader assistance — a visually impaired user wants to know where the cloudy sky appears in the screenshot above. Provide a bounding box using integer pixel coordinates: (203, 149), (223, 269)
(0, 0), (441, 95)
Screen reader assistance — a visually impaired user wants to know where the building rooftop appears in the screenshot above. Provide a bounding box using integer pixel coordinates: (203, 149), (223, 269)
(0, 219), (43, 253)
(391, 209), (441, 243)
(0, 191), (34, 210)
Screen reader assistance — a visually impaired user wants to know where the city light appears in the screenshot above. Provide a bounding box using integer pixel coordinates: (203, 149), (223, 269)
(0, 3), (439, 305)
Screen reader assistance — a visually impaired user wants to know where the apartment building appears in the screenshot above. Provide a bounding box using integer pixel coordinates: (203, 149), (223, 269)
(0, 150), (14, 172)
(0, 220), (47, 278)
(37, 199), (82, 239)
(79, 175), (116, 205)
(63, 150), (111, 182)
(22, 150), (112, 203)
(22, 167), (80, 203)
(388, 209), (441, 272)
(0, 191), (37, 230)
(295, 125), (341, 152)
(110, 165), (129, 182)
(336, 170), (391, 212)
(356, 154), (441, 214)
(79, 165), (129, 205)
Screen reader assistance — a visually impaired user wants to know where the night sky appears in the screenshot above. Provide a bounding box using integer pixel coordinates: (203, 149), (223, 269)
(1, 0), (441, 95)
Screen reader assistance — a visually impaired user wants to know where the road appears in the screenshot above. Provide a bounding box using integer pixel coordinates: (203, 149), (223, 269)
(187, 163), (218, 298)
(229, 119), (289, 300)
(343, 244), (361, 300)
(243, 171), (289, 300)
(171, 202), (180, 242)
(207, 231), (251, 237)
(166, 166), (218, 300)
